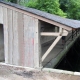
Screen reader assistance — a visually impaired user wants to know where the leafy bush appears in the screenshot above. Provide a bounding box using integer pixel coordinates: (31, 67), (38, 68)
(25, 0), (66, 17)
(60, 0), (80, 19)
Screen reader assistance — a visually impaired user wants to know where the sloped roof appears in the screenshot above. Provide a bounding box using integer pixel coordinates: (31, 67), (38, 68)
(0, 0), (80, 28)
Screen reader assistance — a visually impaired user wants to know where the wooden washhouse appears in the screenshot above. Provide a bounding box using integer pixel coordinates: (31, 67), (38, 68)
(0, 0), (80, 68)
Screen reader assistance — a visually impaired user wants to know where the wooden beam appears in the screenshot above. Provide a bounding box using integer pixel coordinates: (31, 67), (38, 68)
(62, 32), (68, 36)
(13, 10), (19, 65)
(41, 32), (68, 36)
(42, 36), (62, 62)
(34, 20), (41, 68)
(41, 32), (60, 36)
(7, 9), (13, 64)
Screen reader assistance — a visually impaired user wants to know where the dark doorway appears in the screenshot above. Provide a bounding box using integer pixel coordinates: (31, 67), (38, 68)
(0, 24), (4, 62)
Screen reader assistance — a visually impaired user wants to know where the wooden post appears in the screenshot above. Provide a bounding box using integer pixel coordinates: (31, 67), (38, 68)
(7, 9), (13, 64)
(34, 20), (42, 68)
(55, 26), (59, 32)
(13, 11), (19, 65)
(3, 7), (8, 63)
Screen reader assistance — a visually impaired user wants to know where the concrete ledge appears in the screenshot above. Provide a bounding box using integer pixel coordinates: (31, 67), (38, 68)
(0, 63), (80, 76)
(43, 68), (74, 75)
(0, 63), (39, 72)
(43, 68), (80, 76)
(0, 63), (80, 80)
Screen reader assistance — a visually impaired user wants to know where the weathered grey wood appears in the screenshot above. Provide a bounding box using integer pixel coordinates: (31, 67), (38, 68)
(18, 12), (24, 66)
(0, 2), (73, 68)
(55, 27), (59, 32)
(24, 14), (29, 67)
(3, 7), (8, 63)
(34, 20), (41, 68)
(0, 6), (3, 24)
(13, 10), (19, 65)
(24, 14), (35, 67)
(41, 32), (68, 36)
(63, 29), (68, 36)
(7, 9), (13, 64)
(42, 36), (62, 62)
(41, 32), (60, 36)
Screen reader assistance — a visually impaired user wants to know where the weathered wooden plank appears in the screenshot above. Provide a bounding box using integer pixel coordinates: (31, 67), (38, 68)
(13, 11), (19, 65)
(63, 29), (68, 36)
(41, 32), (68, 36)
(7, 9), (13, 64)
(0, 6), (3, 24)
(34, 19), (41, 68)
(24, 14), (35, 67)
(3, 7), (8, 63)
(41, 32), (60, 36)
(24, 14), (29, 67)
(55, 26), (59, 32)
(42, 36), (62, 62)
(17, 12), (24, 66)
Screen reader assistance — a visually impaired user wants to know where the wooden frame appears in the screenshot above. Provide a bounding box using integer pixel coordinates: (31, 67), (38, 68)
(42, 36), (62, 62)
(0, 2), (72, 68)
(41, 28), (68, 62)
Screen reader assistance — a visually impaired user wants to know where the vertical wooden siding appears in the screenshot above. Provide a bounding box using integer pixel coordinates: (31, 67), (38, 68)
(0, 5), (39, 67)
(7, 9), (13, 64)
(3, 7), (8, 63)
(13, 11), (19, 65)
(24, 15), (36, 67)
(0, 6), (3, 24)
(18, 12), (24, 66)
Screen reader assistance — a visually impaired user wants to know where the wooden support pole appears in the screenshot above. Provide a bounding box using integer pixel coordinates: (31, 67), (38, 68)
(42, 36), (62, 62)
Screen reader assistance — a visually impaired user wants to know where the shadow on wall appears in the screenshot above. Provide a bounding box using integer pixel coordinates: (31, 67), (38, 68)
(0, 24), (4, 62)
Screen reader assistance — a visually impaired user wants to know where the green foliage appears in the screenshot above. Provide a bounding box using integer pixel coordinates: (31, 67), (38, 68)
(6, 0), (80, 20)
(26, 0), (66, 17)
(60, 0), (80, 20)
(6, 0), (17, 3)
(25, 0), (37, 8)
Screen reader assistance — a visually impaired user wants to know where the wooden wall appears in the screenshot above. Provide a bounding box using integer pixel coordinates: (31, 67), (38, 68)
(0, 5), (40, 68)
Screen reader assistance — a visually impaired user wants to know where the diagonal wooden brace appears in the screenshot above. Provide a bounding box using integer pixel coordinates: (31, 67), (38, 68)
(42, 36), (62, 62)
